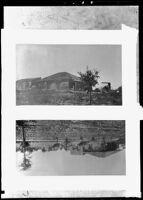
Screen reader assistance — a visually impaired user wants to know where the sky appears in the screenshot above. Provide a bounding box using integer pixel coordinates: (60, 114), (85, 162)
(16, 44), (121, 89)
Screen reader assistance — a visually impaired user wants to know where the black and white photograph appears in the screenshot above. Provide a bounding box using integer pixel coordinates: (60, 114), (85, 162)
(2, 4), (141, 198)
(16, 44), (122, 105)
(16, 120), (125, 176)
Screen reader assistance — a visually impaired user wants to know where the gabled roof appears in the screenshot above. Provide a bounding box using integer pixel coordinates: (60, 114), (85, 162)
(16, 72), (82, 83)
(16, 77), (41, 82)
(42, 72), (81, 82)
(86, 151), (118, 158)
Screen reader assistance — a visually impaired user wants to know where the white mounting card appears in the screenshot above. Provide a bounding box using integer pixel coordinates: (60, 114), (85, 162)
(1, 26), (141, 198)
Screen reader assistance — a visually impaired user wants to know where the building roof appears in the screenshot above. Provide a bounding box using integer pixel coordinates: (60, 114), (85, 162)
(42, 72), (81, 82)
(86, 151), (118, 157)
(16, 77), (41, 83)
(16, 72), (82, 83)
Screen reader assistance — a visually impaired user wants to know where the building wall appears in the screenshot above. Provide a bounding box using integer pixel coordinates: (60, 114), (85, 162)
(16, 81), (32, 90)
(41, 79), (83, 91)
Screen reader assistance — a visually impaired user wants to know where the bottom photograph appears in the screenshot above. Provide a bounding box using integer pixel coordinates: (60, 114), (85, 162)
(16, 120), (126, 176)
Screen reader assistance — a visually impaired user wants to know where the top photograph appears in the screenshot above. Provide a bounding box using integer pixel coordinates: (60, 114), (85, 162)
(16, 44), (122, 106)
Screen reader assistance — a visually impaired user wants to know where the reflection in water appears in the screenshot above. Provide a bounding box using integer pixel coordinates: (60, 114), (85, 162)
(18, 142), (32, 170)
(19, 149), (32, 170)
(16, 139), (125, 175)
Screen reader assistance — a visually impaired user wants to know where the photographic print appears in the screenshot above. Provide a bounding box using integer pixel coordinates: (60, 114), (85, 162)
(1, 4), (141, 198)
(1, 3), (141, 198)
(16, 44), (122, 105)
(16, 120), (125, 175)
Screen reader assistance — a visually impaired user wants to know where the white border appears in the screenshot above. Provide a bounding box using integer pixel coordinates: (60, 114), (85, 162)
(2, 26), (141, 197)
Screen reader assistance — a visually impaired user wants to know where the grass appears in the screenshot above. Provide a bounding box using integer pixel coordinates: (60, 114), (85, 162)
(16, 89), (122, 105)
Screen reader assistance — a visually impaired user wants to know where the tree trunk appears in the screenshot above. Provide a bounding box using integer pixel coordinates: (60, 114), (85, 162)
(89, 91), (92, 104)
(22, 126), (26, 145)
